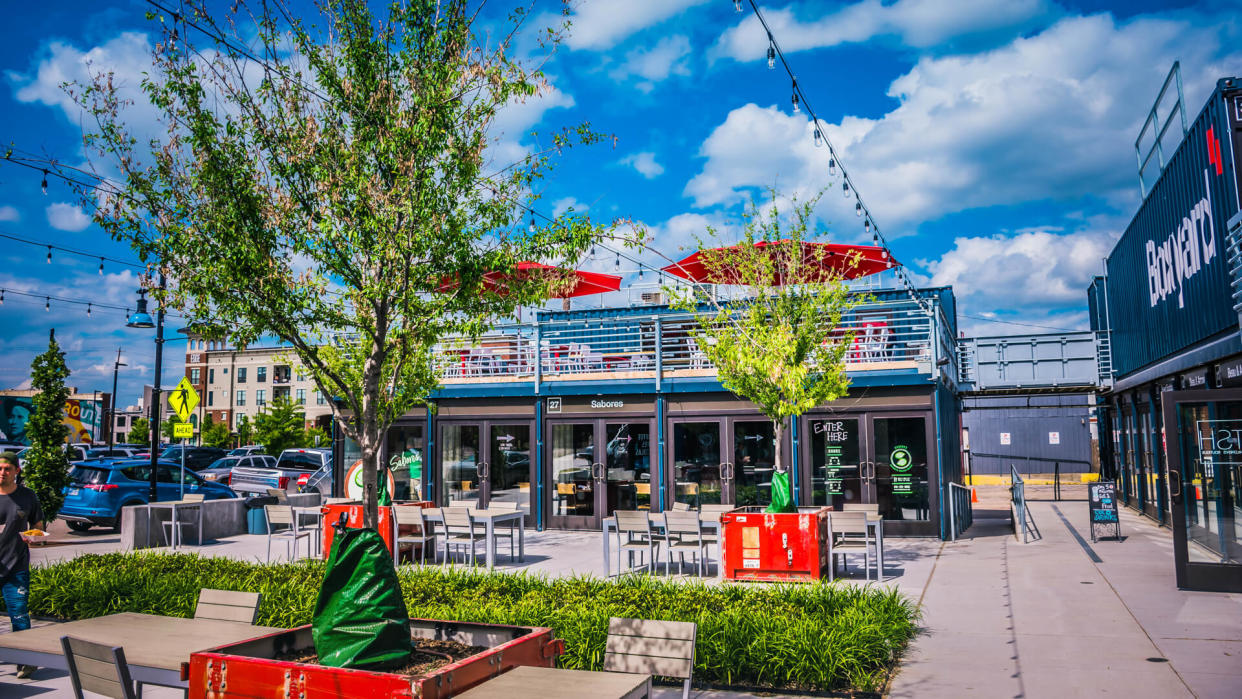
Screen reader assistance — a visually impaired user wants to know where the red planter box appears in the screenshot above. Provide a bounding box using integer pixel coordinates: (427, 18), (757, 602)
(188, 618), (563, 699)
(719, 506), (833, 582)
(320, 502), (434, 559)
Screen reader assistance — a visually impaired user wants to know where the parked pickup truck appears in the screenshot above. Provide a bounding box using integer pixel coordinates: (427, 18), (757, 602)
(229, 447), (332, 496)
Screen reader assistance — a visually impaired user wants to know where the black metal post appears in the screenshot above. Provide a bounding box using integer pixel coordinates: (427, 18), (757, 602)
(148, 275), (166, 501)
(107, 348), (124, 451)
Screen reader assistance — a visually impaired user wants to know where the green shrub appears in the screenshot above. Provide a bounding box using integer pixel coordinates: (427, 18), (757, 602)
(27, 553), (918, 692)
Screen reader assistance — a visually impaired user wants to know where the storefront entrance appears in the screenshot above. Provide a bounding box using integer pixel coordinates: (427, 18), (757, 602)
(666, 418), (777, 508)
(439, 421), (533, 520)
(803, 412), (936, 536)
(1162, 389), (1242, 592)
(546, 419), (653, 529)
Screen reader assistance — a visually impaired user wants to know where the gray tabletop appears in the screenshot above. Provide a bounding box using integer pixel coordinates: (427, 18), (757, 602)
(456, 665), (651, 699)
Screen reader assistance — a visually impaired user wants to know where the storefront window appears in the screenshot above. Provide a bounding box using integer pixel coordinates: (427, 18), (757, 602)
(732, 421), (775, 507)
(873, 417), (930, 521)
(1176, 402), (1241, 564)
(441, 424), (480, 505)
(551, 423), (594, 516)
(488, 425), (531, 515)
(809, 418), (861, 509)
(385, 425), (424, 502)
(672, 422), (721, 506)
(605, 423), (651, 513)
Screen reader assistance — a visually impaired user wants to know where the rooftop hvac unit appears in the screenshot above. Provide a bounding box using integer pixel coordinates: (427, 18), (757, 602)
(640, 291), (664, 305)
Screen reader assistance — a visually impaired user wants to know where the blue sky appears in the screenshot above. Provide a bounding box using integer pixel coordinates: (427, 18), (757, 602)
(1, 0), (1239, 406)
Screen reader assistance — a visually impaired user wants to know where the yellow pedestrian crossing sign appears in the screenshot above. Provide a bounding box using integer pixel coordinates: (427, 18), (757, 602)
(169, 377), (200, 423)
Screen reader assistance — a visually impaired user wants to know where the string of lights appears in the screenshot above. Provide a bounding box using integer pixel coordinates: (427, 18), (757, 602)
(0, 285), (186, 320)
(0, 232), (146, 274)
(733, 0), (931, 315)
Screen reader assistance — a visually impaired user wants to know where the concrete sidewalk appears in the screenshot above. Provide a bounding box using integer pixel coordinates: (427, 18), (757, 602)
(890, 496), (1242, 698)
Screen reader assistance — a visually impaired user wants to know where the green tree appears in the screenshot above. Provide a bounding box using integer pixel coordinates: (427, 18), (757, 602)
(668, 193), (866, 505)
(77, 0), (606, 527)
(127, 417), (151, 447)
(253, 397), (307, 456)
(304, 426), (330, 448)
(24, 330), (72, 522)
(201, 420), (233, 449)
(235, 415), (253, 447)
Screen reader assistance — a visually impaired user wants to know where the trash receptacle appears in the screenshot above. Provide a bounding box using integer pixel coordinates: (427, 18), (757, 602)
(244, 495), (279, 535)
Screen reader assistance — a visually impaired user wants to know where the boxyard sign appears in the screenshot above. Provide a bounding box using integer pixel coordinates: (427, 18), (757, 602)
(1088, 481), (1121, 542)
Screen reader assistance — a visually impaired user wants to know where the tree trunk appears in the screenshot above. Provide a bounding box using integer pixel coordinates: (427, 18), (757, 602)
(360, 430), (380, 530)
(773, 419), (786, 473)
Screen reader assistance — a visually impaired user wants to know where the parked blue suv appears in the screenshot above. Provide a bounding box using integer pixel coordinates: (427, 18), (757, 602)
(60, 458), (237, 532)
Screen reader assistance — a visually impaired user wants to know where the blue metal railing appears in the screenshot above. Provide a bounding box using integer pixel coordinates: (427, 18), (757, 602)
(948, 481), (973, 540)
(1012, 465), (1027, 543)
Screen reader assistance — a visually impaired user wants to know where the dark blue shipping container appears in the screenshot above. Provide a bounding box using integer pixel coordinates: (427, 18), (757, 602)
(1105, 78), (1242, 378)
(963, 393), (1094, 475)
(1087, 276), (1106, 334)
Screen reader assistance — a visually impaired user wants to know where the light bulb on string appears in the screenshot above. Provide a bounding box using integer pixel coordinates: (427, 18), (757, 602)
(615, 253), (621, 271)
(791, 90), (800, 114)
(733, 0), (743, 12)
(864, 219), (872, 234)
(814, 129), (822, 147)
(46, 246), (52, 264)
(528, 212), (536, 233)
(41, 170), (48, 195)
(0, 290), (4, 305)
(842, 181), (850, 197)
(45, 297), (50, 312)
(855, 201), (863, 217)
(638, 268), (644, 280)
(87, 303), (92, 318)
(767, 42), (775, 70)
(828, 158), (836, 177)
(99, 258), (105, 275)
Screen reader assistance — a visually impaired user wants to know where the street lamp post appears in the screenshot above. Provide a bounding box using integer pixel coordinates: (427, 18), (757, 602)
(127, 275), (166, 501)
(107, 348), (126, 451)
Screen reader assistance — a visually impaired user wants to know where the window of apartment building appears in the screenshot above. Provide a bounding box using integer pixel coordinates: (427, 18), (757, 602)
(257, 389), (267, 406)
(237, 367), (247, 383)
(116, 416), (127, 427)
(190, 368), (200, 384)
(296, 369), (306, 381)
(209, 368), (215, 383)
(296, 389), (306, 405)
(274, 365), (291, 383)
(257, 366), (267, 383)
(236, 390), (246, 406)
(315, 390), (326, 405)
(208, 391), (214, 407)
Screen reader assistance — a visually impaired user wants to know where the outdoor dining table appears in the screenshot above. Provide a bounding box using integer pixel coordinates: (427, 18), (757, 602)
(0, 612), (284, 690)
(145, 498), (204, 549)
(423, 507), (525, 570)
(602, 511), (723, 579)
(456, 665), (652, 699)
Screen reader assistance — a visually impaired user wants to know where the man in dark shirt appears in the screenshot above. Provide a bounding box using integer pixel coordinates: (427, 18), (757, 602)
(0, 452), (43, 679)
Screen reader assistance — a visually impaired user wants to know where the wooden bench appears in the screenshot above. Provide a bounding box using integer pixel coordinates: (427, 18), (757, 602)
(603, 617), (696, 699)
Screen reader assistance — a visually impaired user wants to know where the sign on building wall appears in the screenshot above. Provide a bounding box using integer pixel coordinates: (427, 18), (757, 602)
(999, 432), (1011, 446)
(1049, 431), (1060, 445)
(1, 396), (103, 446)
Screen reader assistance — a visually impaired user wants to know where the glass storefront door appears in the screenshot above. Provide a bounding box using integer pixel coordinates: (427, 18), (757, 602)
(808, 417), (865, 509)
(546, 420), (652, 528)
(728, 420), (776, 507)
(871, 416), (933, 532)
(384, 425), (425, 501)
(1163, 390), (1242, 592)
(439, 422), (533, 515)
(668, 418), (778, 509)
(670, 421), (722, 507)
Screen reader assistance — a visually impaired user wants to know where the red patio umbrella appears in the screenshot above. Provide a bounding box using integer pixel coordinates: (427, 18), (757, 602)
(660, 240), (897, 285)
(437, 261), (622, 298)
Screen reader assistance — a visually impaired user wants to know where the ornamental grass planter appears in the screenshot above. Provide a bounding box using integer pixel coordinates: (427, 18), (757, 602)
(188, 618), (562, 699)
(719, 506), (833, 582)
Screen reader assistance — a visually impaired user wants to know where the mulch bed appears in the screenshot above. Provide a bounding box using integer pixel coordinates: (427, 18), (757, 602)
(275, 639), (488, 676)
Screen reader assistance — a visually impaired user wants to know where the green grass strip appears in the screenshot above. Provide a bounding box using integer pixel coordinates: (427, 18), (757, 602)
(27, 553), (918, 692)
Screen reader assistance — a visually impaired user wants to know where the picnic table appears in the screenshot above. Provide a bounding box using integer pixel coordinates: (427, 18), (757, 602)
(423, 507), (525, 569)
(0, 612), (283, 690)
(145, 498), (204, 549)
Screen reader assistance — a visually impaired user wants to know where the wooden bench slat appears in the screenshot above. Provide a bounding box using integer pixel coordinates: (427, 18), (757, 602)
(607, 617), (696, 641)
(605, 635), (694, 658)
(195, 589), (261, 623)
(63, 636), (118, 664)
(195, 603), (259, 623)
(72, 654), (123, 682)
(78, 671), (127, 698)
(603, 653), (692, 678)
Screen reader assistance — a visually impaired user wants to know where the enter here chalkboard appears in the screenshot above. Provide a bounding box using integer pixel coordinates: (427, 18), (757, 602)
(1088, 481), (1121, 542)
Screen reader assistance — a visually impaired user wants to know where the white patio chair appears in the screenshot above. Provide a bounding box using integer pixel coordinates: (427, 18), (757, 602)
(663, 511), (707, 576)
(392, 506), (437, 565)
(614, 510), (658, 574)
(264, 505), (311, 562)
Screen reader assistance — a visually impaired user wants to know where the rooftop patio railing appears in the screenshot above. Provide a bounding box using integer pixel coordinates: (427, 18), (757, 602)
(434, 297), (952, 386)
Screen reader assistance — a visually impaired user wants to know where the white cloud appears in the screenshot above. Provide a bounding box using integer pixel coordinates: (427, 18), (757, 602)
(923, 227), (1116, 315)
(0, 206), (18, 222)
(9, 32), (160, 139)
(608, 35), (692, 92)
(552, 197), (589, 217)
(561, 0), (710, 51)
(687, 13), (1242, 231)
(711, 0), (1059, 61)
(487, 85), (576, 172)
(46, 202), (92, 232)
(621, 151), (665, 179)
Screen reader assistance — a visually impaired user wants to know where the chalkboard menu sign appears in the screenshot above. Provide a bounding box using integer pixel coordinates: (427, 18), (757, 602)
(1088, 481), (1121, 542)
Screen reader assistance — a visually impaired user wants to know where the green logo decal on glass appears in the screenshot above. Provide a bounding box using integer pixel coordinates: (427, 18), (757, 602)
(890, 445), (912, 472)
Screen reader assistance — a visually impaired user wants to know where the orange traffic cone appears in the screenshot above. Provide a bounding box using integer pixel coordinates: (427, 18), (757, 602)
(971, 487), (979, 504)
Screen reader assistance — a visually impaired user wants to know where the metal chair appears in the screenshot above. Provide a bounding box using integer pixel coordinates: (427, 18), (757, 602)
(614, 510), (658, 574)
(161, 493), (205, 547)
(829, 511), (875, 580)
(441, 508), (485, 565)
(842, 503), (880, 514)
(266, 487), (290, 504)
(392, 506), (437, 565)
(264, 505), (311, 562)
(603, 618), (697, 699)
(663, 511), (707, 576)
(195, 589), (262, 624)
(61, 635), (138, 699)
(484, 501), (521, 561)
